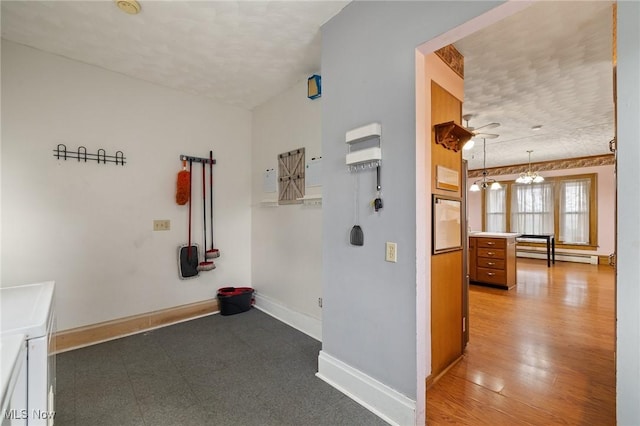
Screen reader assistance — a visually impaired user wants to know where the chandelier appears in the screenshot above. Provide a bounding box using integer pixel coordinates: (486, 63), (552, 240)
(469, 139), (501, 192)
(515, 150), (544, 184)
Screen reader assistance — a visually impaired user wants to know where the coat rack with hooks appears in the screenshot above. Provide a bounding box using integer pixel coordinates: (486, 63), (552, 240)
(53, 144), (126, 165)
(180, 154), (217, 165)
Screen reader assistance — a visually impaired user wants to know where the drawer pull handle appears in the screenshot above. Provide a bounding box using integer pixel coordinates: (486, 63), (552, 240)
(487, 252), (495, 256)
(487, 242), (495, 246)
(487, 272), (495, 276)
(487, 262), (495, 266)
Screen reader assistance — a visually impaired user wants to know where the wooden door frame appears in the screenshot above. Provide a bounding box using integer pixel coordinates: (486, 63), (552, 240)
(414, 3), (542, 423)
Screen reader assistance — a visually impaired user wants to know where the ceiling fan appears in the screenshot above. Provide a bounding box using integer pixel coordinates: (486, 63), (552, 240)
(462, 114), (500, 150)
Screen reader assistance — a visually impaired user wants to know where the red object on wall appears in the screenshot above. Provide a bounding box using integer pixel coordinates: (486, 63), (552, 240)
(176, 161), (190, 205)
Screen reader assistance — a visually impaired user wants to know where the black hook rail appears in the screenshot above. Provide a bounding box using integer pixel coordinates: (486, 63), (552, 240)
(180, 154), (216, 165)
(53, 144), (126, 165)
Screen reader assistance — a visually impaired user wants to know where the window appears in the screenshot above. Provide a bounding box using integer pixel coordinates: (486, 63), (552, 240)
(510, 183), (554, 234)
(482, 173), (597, 247)
(485, 186), (506, 232)
(559, 178), (591, 244)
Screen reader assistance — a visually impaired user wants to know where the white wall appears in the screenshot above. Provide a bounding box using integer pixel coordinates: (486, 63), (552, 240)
(251, 79), (322, 339)
(467, 164), (615, 256)
(1, 41), (252, 331)
(616, 2), (640, 423)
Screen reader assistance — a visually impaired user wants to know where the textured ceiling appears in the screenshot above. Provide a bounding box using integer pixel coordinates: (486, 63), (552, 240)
(456, 1), (615, 170)
(1, 1), (615, 169)
(1, 0), (349, 110)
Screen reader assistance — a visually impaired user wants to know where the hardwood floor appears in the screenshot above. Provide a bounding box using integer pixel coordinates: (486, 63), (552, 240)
(427, 258), (616, 425)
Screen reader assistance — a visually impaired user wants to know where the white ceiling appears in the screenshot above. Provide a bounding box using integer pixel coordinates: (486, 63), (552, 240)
(456, 1), (615, 170)
(0, 0), (349, 110)
(1, 1), (615, 169)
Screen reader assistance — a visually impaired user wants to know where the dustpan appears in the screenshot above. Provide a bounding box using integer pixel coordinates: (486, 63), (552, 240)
(178, 244), (200, 279)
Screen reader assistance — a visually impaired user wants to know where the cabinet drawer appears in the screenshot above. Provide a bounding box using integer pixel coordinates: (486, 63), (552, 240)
(476, 267), (506, 284)
(477, 248), (505, 259)
(477, 258), (505, 270)
(477, 238), (506, 249)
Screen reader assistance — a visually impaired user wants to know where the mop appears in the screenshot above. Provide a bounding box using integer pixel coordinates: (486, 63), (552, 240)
(206, 150), (220, 259)
(197, 160), (216, 271)
(178, 159), (199, 278)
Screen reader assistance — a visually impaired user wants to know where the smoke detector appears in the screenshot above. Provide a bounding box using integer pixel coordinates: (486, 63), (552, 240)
(115, 0), (141, 15)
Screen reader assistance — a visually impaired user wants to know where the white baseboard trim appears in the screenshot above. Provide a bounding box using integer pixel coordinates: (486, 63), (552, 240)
(253, 293), (322, 342)
(316, 351), (416, 426)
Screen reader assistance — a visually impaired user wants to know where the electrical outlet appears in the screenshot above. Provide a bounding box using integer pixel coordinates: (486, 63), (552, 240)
(318, 298), (323, 308)
(385, 242), (397, 262)
(153, 220), (171, 231)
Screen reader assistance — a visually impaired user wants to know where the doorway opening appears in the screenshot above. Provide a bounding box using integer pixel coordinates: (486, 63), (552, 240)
(417, 3), (616, 422)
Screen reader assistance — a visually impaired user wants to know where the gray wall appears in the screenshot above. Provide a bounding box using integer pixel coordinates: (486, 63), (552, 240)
(616, 2), (640, 424)
(320, 1), (500, 399)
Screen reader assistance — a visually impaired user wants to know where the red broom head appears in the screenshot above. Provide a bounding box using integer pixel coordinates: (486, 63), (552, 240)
(176, 169), (190, 205)
(205, 248), (220, 259)
(197, 261), (216, 271)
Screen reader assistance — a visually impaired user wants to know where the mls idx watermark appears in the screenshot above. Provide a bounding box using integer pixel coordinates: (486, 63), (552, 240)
(4, 409), (56, 421)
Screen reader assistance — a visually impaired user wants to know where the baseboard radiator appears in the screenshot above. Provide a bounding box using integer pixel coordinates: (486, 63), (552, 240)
(517, 250), (599, 265)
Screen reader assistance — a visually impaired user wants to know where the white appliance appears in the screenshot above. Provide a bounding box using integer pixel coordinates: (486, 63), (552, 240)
(1, 282), (55, 426)
(1, 334), (28, 426)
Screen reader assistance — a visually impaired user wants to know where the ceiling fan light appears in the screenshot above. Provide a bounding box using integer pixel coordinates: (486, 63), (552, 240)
(470, 138), (501, 191)
(463, 139), (475, 150)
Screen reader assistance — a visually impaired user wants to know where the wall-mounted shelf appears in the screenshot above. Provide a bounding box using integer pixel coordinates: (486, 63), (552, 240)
(346, 147), (382, 168)
(346, 122), (382, 171)
(346, 122), (382, 144)
(434, 121), (473, 152)
(296, 195), (322, 206)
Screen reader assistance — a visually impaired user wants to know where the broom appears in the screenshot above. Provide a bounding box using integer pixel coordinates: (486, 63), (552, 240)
(175, 159), (190, 205)
(197, 159), (216, 271)
(206, 150), (220, 259)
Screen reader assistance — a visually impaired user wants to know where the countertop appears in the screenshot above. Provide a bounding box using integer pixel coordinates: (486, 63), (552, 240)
(469, 232), (521, 238)
(1, 281), (55, 339)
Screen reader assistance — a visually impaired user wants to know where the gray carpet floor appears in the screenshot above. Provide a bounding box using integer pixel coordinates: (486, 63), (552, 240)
(55, 308), (388, 426)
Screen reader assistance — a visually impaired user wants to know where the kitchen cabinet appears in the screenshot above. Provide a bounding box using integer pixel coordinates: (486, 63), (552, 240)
(469, 233), (519, 289)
